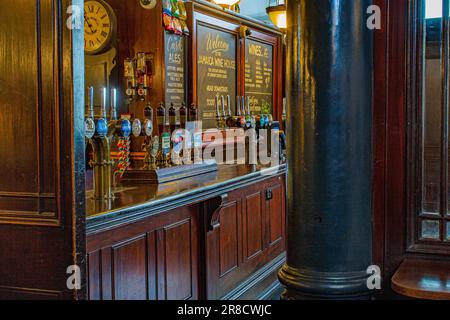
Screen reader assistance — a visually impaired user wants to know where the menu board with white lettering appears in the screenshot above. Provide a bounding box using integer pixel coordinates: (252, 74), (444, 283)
(197, 24), (237, 128)
(165, 32), (187, 107)
(245, 39), (274, 115)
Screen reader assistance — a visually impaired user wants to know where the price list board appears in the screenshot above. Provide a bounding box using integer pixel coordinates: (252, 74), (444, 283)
(197, 24), (237, 128)
(244, 39), (274, 115)
(164, 32), (187, 107)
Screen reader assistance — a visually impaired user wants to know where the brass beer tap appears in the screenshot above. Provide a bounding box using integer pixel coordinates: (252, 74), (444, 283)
(90, 87), (131, 200)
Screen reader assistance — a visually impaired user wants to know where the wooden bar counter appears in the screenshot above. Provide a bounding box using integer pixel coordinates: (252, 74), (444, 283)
(85, 164), (287, 300)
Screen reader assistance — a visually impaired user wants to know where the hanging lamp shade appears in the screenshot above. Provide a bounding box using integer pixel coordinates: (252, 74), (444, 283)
(212, 0), (241, 8)
(266, 1), (287, 29)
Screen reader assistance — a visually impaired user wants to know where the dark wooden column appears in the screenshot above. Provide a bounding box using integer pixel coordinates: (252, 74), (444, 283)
(279, 0), (373, 299)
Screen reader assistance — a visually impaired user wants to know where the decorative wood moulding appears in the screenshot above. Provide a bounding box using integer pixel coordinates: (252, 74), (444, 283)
(0, 0), (64, 226)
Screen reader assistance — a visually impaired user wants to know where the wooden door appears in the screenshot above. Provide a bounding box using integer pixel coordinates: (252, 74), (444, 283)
(0, 0), (86, 299)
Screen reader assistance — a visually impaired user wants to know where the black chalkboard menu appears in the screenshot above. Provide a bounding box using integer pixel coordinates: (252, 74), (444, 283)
(197, 24), (237, 128)
(244, 39), (274, 115)
(165, 32), (187, 107)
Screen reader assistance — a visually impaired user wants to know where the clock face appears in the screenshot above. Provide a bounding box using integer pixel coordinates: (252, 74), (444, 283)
(84, 1), (114, 54)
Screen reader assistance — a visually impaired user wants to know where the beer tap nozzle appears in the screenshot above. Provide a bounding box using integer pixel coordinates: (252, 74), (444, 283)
(221, 95), (226, 120)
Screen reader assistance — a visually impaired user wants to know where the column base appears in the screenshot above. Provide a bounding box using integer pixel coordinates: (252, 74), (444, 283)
(278, 263), (372, 300)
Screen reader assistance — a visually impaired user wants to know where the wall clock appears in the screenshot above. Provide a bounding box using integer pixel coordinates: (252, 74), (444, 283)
(84, 0), (116, 55)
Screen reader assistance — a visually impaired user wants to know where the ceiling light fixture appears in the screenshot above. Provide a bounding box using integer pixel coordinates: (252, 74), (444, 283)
(266, 0), (287, 30)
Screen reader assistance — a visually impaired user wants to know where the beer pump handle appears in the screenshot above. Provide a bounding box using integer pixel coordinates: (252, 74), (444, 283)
(101, 87), (108, 119)
(227, 95), (232, 117)
(236, 96), (241, 116)
(88, 86), (95, 119)
(221, 95), (226, 119)
(215, 95), (221, 118)
(246, 96), (251, 115)
(110, 88), (118, 121)
(241, 96), (246, 116)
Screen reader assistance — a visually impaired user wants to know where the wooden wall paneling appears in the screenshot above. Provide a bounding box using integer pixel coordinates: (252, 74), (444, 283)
(92, 232), (157, 301)
(186, 1), (196, 107)
(266, 179), (284, 248)
(242, 190), (264, 261)
(101, 248), (113, 300)
(87, 250), (101, 300)
(0, 0), (58, 224)
(219, 199), (241, 277)
(203, 175), (287, 299)
(147, 231), (158, 300)
(373, 0), (409, 292)
(0, 0), (86, 299)
(382, 0), (408, 280)
(86, 206), (200, 300)
(203, 195), (225, 299)
(158, 219), (195, 300)
(373, 0), (388, 278)
(112, 235), (148, 300)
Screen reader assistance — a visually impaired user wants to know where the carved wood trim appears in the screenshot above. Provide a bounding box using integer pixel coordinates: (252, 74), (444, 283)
(206, 193), (228, 231)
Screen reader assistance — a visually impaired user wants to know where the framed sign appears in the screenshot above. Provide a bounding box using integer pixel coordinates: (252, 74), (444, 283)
(244, 39), (274, 115)
(164, 32), (188, 107)
(196, 24), (237, 128)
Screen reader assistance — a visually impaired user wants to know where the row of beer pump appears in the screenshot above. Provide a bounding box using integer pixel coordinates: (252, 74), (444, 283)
(85, 86), (202, 200)
(85, 86), (282, 200)
(215, 95), (273, 130)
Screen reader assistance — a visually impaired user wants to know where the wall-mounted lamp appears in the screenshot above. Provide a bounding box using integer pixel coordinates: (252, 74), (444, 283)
(212, 0), (241, 9)
(266, 0), (286, 30)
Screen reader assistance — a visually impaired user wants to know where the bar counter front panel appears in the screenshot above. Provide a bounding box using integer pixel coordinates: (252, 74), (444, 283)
(86, 165), (287, 300)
